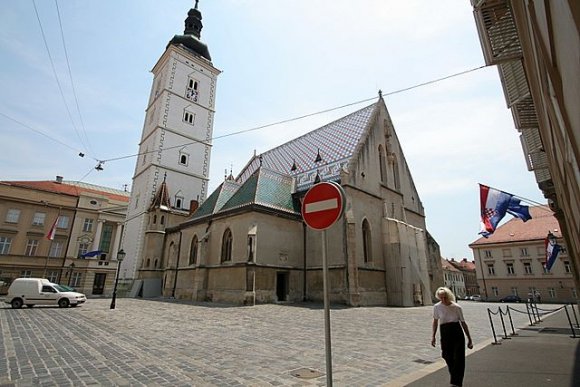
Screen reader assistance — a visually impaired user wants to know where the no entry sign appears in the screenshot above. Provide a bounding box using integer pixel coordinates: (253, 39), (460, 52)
(302, 182), (345, 230)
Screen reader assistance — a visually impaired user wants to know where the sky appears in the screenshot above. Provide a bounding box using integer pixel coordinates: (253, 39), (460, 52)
(0, 0), (547, 261)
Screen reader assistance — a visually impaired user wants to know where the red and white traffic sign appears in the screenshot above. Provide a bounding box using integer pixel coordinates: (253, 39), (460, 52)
(302, 182), (345, 230)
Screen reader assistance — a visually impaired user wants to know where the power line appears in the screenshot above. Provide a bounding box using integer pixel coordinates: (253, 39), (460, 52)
(102, 65), (487, 163)
(32, 0), (89, 153)
(54, 0), (93, 154)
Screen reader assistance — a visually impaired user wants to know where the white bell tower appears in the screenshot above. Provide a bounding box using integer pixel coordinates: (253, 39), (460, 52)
(123, 2), (220, 280)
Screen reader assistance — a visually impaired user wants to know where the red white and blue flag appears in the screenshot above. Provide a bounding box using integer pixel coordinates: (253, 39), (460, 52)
(46, 217), (58, 240)
(479, 184), (531, 237)
(544, 233), (561, 271)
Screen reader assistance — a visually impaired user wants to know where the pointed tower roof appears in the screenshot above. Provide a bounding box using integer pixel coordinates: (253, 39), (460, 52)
(149, 174), (171, 211)
(168, 1), (212, 61)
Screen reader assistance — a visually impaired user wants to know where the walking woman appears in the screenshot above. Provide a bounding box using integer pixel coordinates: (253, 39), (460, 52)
(431, 287), (473, 387)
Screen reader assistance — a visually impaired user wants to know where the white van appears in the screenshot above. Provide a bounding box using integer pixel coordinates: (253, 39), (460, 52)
(5, 278), (87, 309)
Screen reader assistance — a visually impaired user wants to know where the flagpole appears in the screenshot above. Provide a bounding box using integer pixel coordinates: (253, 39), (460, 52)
(479, 183), (550, 210)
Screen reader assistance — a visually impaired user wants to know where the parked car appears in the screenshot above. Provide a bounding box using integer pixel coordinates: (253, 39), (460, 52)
(4, 278), (87, 309)
(500, 295), (522, 303)
(57, 284), (76, 292)
(471, 295), (482, 302)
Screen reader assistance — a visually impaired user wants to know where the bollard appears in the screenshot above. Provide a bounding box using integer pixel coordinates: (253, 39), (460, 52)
(570, 303), (579, 328)
(564, 305), (578, 339)
(488, 309), (501, 345)
(525, 302), (533, 326)
(499, 308), (511, 340)
(506, 307), (518, 336)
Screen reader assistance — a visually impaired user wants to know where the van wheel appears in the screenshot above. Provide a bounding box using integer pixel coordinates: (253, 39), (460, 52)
(26, 304), (34, 308)
(11, 298), (23, 309)
(58, 298), (70, 308)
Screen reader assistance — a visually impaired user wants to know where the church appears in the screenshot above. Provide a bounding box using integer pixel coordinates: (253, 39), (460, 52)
(123, 3), (439, 307)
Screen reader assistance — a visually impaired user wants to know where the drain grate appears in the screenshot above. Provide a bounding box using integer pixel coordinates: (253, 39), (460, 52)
(289, 367), (324, 379)
(413, 359), (434, 365)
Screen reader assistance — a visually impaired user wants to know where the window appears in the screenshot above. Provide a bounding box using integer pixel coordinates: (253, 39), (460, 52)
(491, 286), (499, 296)
(78, 242), (90, 257)
(524, 262), (532, 274)
(484, 250), (493, 258)
(56, 215), (69, 229)
(502, 249), (512, 257)
(362, 219), (372, 263)
(221, 228), (233, 262)
(520, 248), (529, 257)
(548, 288), (556, 299)
(378, 145), (386, 183)
(47, 271), (59, 283)
(572, 288), (577, 299)
(186, 78), (199, 101)
(5, 209), (20, 223)
(32, 212), (46, 226)
(49, 241), (64, 257)
(179, 153), (188, 166)
(511, 287), (518, 296)
(175, 196), (183, 209)
(25, 240), (39, 256)
(183, 110), (195, 125)
(83, 218), (94, 232)
(189, 236), (198, 265)
(21, 270), (32, 278)
(564, 261), (571, 273)
(506, 263), (515, 275)
(0, 237), (12, 254)
(99, 223), (113, 254)
(160, 216), (165, 225)
(71, 272), (82, 287)
(487, 263), (495, 275)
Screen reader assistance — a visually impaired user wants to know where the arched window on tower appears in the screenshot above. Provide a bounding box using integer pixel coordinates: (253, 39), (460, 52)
(221, 228), (233, 263)
(186, 77), (199, 102)
(362, 219), (372, 263)
(190, 235), (198, 265)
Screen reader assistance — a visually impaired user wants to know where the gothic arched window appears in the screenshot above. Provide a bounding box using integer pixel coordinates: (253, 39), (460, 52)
(362, 219), (372, 263)
(378, 145), (386, 183)
(190, 235), (198, 265)
(221, 228), (233, 263)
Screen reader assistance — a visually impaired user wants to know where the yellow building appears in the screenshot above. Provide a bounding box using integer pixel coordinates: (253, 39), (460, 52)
(0, 177), (129, 296)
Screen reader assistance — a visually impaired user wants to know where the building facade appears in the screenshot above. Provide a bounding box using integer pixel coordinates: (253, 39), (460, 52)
(470, 205), (576, 303)
(470, 0), (580, 301)
(449, 258), (478, 297)
(123, 3), (221, 280)
(441, 258), (466, 299)
(0, 178), (129, 296)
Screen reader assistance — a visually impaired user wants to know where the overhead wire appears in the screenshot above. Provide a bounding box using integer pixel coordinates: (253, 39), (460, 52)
(54, 0), (93, 154)
(32, 0), (89, 153)
(101, 65), (487, 163)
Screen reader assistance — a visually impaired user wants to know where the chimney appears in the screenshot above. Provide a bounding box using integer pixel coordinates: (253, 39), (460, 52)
(55, 176), (63, 184)
(189, 199), (199, 215)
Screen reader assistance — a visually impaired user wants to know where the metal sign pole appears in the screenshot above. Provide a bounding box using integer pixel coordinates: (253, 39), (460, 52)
(322, 229), (333, 386)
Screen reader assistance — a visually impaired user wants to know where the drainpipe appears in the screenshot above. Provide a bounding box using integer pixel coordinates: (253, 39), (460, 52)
(477, 248), (488, 299)
(172, 231), (182, 298)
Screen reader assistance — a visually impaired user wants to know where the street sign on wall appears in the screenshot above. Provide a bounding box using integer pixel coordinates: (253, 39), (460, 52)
(302, 182), (345, 230)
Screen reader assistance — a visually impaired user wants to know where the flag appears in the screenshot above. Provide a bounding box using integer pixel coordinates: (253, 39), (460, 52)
(46, 218), (58, 240)
(81, 250), (103, 258)
(544, 233), (561, 271)
(479, 184), (532, 237)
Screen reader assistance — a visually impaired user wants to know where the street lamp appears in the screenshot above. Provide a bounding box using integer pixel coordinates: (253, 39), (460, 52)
(110, 249), (126, 309)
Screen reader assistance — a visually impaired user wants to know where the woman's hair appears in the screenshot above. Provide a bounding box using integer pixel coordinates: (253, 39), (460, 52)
(435, 287), (456, 302)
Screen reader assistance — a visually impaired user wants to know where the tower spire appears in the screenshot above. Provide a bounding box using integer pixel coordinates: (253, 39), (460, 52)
(184, 1), (203, 38)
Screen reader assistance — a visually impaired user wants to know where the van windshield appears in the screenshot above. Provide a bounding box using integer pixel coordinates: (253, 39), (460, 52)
(53, 284), (70, 292)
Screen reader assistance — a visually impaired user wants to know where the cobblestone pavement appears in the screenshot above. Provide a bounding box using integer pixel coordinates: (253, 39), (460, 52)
(0, 299), (541, 386)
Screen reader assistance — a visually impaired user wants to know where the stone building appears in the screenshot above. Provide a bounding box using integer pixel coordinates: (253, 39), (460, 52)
(449, 258), (478, 297)
(0, 177), (129, 296)
(470, 205), (576, 303)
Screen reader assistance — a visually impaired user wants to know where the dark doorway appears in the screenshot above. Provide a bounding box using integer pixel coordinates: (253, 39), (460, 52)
(276, 272), (289, 302)
(92, 273), (106, 295)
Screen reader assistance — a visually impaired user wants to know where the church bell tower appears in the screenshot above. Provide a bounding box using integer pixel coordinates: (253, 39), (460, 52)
(123, 2), (220, 280)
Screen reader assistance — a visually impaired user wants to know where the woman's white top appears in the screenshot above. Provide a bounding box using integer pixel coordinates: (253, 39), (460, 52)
(433, 301), (465, 324)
